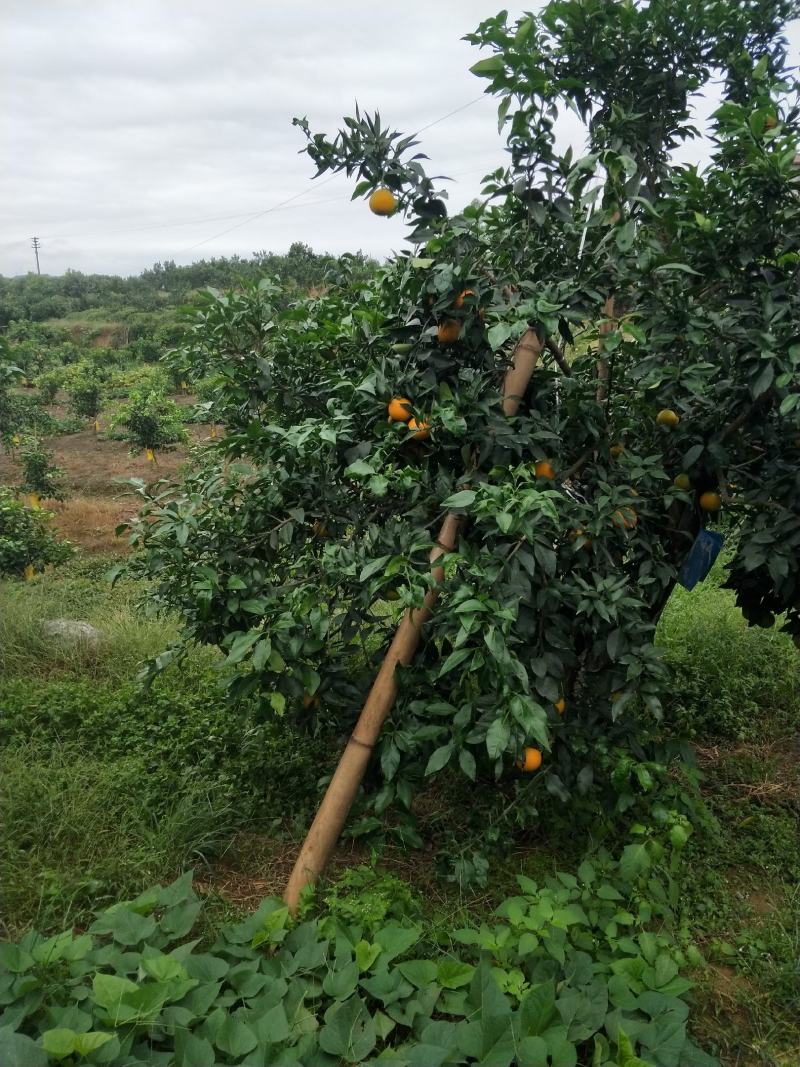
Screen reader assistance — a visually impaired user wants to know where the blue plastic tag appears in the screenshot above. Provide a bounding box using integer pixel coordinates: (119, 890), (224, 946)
(677, 529), (725, 591)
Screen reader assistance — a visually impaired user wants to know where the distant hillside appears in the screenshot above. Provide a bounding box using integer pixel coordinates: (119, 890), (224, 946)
(0, 244), (377, 327)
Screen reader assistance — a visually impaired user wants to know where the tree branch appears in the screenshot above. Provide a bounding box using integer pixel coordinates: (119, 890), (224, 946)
(545, 336), (572, 377)
(719, 388), (775, 444)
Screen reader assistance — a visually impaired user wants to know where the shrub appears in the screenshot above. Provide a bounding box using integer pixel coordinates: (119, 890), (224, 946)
(0, 357), (57, 440)
(658, 570), (800, 740)
(64, 361), (104, 419)
(34, 367), (63, 404)
(111, 384), (188, 452)
(127, 0), (800, 832)
(0, 488), (72, 576)
(105, 363), (169, 400)
(17, 436), (67, 501)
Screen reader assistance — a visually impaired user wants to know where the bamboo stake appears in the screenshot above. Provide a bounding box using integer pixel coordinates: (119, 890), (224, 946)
(596, 296), (615, 401)
(284, 329), (542, 912)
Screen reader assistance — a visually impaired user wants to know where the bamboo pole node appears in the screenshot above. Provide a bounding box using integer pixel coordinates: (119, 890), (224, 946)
(348, 736), (375, 751)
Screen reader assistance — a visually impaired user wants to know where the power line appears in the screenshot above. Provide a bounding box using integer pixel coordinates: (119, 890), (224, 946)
(178, 174), (340, 254)
(414, 95), (484, 135)
(6, 96), (494, 259)
(31, 236), (41, 274)
(24, 195), (350, 245)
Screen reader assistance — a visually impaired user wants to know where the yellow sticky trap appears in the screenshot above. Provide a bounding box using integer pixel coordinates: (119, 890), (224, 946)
(181, 380), (188, 391)
(146, 448), (155, 463)
(24, 564), (35, 581)
(94, 419), (100, 433)
(12, 434), (20, 447)
(210, 427), (218, 440)
(28, 493), (40, 509)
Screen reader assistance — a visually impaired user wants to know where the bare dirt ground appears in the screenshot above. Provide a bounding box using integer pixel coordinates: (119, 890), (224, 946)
(1, 399), (217, 553)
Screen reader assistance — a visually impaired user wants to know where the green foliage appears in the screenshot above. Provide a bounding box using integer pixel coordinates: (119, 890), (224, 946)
(0, 560), (332, 935)
(0, 489), (71, 576)
(322, 864), (421, 932)
(104, 363), (169, 400)
(0, 356), (24, 440)
(658, 566), (800, 739)
(0, 564), (180, 682)
(17, 437), (67, 501)
(110, 384), (188, 452)
(0, 245), (366, 327)
(699, 748), (800, 880)
(0, 356), (60, 441)
(0, 839), (717, 1066)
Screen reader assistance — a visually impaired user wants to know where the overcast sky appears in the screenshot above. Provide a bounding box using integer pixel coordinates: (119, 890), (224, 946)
(2, 2), (797, 279)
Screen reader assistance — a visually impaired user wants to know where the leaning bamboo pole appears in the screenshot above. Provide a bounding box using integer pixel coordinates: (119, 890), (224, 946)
(284, 329), (542, 912)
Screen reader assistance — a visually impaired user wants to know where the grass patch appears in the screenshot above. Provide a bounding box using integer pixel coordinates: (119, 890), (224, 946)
(0, 742), (239, 936)
(0, 671), (332, 827)
(0, 555), (336, 935)
(0, 558), (186, 682)
(658, 565), (800, 741)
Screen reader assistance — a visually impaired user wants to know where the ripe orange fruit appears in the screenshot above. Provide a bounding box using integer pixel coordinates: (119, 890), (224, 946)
(387, 396), (413, 422)
(673, 473), (692, 491)
(516, 747), (543, 772)
(699, 491), (721, 512)
(656, 409), (680, 428)
(534, 460), (556, 480)
(610, 443), (624, 458)
(611, 506), (638, 530)
(407, 418), (431, 440)
(437, 319), (461, 345)
(554, 697), (566, 715)
(369, 187), (397, 216)
(453, 289), (475, 309)
(568, 528), (593, 549)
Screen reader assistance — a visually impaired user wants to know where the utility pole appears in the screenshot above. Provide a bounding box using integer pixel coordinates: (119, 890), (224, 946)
(31, 237), (41, 274)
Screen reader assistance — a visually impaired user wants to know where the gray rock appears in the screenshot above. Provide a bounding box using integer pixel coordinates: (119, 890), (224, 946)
(42, 619), (104, 647)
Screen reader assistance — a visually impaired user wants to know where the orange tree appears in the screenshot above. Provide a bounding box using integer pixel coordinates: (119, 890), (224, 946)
(126, 0), (800, 828)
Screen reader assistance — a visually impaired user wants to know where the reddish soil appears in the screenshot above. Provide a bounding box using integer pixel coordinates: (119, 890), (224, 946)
(1, 402), (221, 553)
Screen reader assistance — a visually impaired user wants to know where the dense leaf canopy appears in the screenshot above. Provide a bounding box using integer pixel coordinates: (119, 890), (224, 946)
(127, 0), (800, 810)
